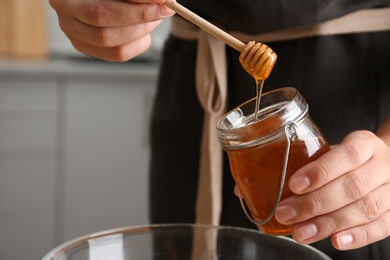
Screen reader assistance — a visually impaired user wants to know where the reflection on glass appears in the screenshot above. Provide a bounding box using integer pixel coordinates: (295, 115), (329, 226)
(88, 234), (124, 260)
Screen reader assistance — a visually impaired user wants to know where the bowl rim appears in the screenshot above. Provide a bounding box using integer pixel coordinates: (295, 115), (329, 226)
(41, 223), (331, 260)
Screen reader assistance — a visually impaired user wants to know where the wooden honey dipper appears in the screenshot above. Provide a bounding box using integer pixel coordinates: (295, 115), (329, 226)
(164, 0), (277, 81)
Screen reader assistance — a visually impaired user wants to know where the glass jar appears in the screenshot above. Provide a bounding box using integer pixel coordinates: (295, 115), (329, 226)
(217, 87), (330, 235)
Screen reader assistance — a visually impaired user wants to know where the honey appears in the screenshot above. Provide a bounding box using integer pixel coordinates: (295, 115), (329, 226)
(228, 137), (330, 235)
(238, 41), (277, 123)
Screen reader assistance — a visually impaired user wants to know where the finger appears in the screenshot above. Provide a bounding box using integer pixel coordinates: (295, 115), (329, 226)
(289, 131), (376, 194)
(50, 0), (174, 27)
(70, 34), (153, 62)
(276, 157), (388, 224)
(59, 13), (161, 48)
(290, 184), (390, 245)
(331, 210), (390, 250)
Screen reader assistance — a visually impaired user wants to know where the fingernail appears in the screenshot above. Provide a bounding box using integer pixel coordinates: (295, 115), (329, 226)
(295, 224), (318, 242)
(275, 204), (297, 223)
(337, 233), (353, 247)
(290, 175), (310, 193)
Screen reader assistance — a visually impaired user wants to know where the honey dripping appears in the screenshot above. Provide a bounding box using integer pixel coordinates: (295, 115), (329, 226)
(239, 41), (277, 122)
(254, 79), (264, 122)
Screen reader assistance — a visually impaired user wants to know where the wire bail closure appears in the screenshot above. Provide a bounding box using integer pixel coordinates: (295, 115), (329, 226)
(237, 121), (298, 226)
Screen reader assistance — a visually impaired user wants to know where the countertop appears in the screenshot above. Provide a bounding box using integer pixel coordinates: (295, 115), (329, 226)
(0, 57), (160, 82)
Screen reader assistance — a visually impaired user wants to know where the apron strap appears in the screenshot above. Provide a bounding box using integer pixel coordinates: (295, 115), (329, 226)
(194, 30), (227, 226)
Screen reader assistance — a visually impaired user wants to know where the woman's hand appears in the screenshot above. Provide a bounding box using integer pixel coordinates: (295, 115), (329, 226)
(49, 0), (175, 61)
(275, 125), (390, 250)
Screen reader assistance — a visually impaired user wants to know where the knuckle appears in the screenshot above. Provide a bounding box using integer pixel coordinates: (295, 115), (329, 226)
(344, 174), (369, 200)
(357, 227), (370, 246)
(141, 11), (150, 23)
(343, 141), (362, 166)
(140, 5), (155, 22)
(321, 215), (338, 232)
(113, 36), (151, 62)
(361, 196), (381, 221)
(306, 194), (324, 215)
(109, 47), (131, 62)
(95, 28), (114, 46)
(115, 53), (132, 62)
(87, 2), (108, 26)
(343, 131), (375, 164)
(312, 161), (331, 183)
(111, 46), (138, 62)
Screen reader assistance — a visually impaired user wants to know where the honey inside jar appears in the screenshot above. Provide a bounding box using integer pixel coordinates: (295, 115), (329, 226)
(228, 137), (329, 235)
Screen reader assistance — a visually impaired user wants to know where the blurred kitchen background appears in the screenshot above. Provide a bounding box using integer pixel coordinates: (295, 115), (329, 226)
(0, 0), (170, 259)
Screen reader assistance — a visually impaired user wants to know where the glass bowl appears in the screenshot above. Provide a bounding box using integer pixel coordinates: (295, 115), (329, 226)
(42, 224), (331, 260)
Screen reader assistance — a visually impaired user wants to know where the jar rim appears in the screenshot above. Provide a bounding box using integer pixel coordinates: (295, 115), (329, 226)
(217, 87), (308, 149)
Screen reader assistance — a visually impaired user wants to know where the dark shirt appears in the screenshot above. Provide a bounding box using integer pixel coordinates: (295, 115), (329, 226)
(180, 0), (390, 34)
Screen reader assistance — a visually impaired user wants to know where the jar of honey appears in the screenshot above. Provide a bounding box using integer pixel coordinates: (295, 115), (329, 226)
(216, 87), (330, 235)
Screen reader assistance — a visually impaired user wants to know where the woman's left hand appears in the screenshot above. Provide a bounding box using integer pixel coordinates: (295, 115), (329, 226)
(275, 129), (390, 250)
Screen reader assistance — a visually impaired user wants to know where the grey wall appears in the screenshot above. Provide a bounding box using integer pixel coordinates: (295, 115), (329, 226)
(0, 3), (171, 259)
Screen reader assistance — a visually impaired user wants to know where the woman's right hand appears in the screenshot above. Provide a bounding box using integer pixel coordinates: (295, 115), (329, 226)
(49, 0), (175, 61)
